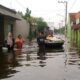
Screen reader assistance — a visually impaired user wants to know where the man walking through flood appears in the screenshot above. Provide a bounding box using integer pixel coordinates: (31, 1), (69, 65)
(37, 32), (45, 55)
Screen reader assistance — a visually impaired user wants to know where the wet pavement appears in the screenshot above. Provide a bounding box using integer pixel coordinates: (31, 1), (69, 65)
(0, 41), (80, 80)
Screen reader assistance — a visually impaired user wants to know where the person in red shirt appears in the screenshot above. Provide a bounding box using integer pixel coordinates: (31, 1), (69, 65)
(15, 34), (25, 49)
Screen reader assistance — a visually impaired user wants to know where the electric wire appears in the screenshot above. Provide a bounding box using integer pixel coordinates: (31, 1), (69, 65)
(15, 0), (26, 10)
(68, 0), (77, 12)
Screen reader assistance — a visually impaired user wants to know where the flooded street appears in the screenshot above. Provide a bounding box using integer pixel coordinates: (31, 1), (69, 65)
(0, 42), (80, 80)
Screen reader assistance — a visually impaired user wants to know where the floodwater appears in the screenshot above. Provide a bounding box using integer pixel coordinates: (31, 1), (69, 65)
(0, 43), (80, 80)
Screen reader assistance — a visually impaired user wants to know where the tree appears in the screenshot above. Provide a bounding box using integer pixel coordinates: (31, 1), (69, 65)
(22, 8), (48, 41)
(36, 17), (48, 32)
(23, 8), (33, 41)
(23, 8), (31, 21)
(54, 27), (65, 34)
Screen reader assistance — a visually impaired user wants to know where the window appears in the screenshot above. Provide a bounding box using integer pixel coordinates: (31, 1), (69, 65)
(7, 24), (13, 33)
(76, 18), (79, 24)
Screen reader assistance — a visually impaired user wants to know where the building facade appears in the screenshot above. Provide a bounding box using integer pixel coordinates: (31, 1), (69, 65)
(68, 12), (80, 49)
(0, 5), (29, 47)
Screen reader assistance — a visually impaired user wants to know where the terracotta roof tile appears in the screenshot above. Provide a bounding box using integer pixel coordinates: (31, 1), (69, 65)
(70, 12), (80, 22)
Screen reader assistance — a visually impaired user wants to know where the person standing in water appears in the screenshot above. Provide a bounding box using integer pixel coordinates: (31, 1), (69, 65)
(15, 34), (25, 49)
(37, 32), (45, 55)
(6, 32), (15, 52)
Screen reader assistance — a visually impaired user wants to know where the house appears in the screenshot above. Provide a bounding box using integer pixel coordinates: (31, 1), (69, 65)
(0, 5), (29, 48)
(68, 12), (80, 49)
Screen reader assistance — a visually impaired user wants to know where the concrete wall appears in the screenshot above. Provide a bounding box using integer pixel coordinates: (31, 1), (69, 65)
(3, 15), (29, 41)
(14, 18), (29, 40)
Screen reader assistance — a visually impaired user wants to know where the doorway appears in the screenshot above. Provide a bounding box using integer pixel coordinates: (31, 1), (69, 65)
(0, 15), (4, 47)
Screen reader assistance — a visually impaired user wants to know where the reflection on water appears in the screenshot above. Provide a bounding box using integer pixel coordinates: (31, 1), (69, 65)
(0, 51), (20, 79)
(37, 48), (46, 60)
(1, 44), (80, 80)
(39, 61), (46, 67)
(37, 48), (46, 67)
(26, 53), (32, 61)
(65, 51), (80, 66)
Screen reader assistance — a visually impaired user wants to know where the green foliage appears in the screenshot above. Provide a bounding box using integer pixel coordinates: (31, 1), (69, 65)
(36, 17), (48, 32)
(54, 27), (65, 34)
(23, 8), (33, 41)
(22, 8), (48, 41)
(22, 8), (31, 22)
(27, 24), (33, 41)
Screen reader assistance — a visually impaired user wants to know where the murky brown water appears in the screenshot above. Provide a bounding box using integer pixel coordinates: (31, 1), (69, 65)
(0, 45), (80, 80)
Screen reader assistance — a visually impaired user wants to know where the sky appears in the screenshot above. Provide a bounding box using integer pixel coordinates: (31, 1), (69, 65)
(0, 0), (80, 29)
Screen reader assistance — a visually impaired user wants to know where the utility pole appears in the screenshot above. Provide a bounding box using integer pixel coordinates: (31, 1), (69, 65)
(65, 1), (67, 37)
(58, 1), (68, 37)
(58, 1), (68, 56)
(59, 23), (60, 34)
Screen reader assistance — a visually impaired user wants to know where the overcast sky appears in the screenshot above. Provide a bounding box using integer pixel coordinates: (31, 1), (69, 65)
(0, 0), (80, 28)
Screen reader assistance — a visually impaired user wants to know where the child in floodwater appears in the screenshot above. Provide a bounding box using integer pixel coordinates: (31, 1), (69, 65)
(15, 34), (25, 49)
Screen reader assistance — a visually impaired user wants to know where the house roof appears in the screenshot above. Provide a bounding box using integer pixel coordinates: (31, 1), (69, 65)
(69, 12), (80, 22)
(0, 5), (21, 20)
